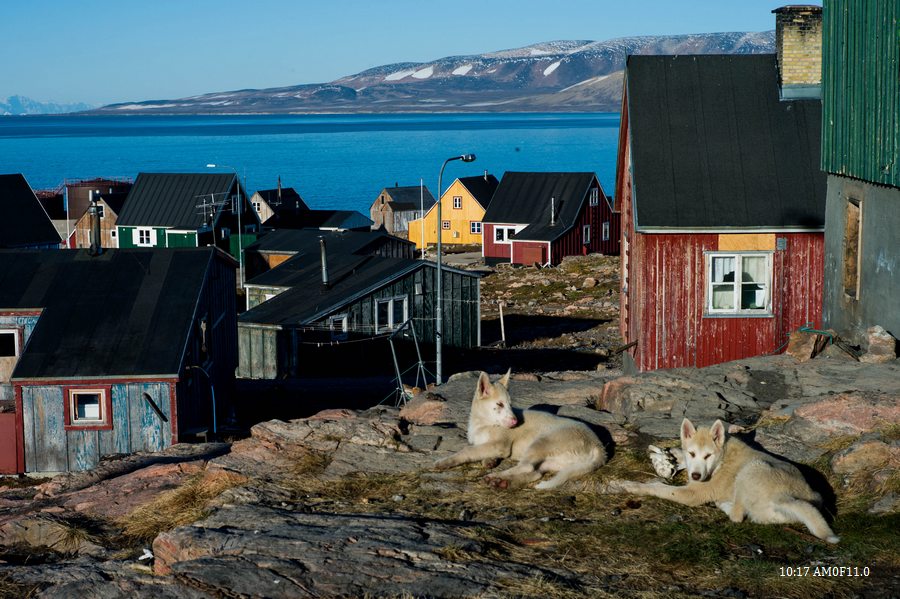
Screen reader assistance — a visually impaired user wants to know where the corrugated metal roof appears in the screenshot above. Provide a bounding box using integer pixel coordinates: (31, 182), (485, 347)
(383, 185), (436, 211)
(821, 0), (900, 187)
(626, 54), (825, 230)
(246, 228), (400, 255)
(264, 209), (373, 230)
(0, 174), (63, 247)
(255, 187), (308, 211)
(482, 172), (596, 241)
(0, 248), (220, 379)
(116, 173), (238, 229)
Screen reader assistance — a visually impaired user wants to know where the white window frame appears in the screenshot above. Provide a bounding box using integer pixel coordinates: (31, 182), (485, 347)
(589, 188), (599, 206)
(493, 225), (523, 245)
(328, 314), (348, 340)
(69, 389), (108, 426)
(582, 225), (591, 244)
(470, 221), (482, 235)
(96, 204), (105, 219)
(0, 329), (19, 358)
(705, 252), (773, 316)
(135, 227), (155, 247)
(452, 196), (463, 209)
(602, 221), (610, 241)
(375, 296), (408, 333)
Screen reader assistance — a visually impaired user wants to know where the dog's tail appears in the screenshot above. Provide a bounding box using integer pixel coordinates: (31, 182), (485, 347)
(776, 498), (840, 544)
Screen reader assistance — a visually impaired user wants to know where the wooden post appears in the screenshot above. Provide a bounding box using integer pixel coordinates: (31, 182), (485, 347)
(499, 301), (506, 347)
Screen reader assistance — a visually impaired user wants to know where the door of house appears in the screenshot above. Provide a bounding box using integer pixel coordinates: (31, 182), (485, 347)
(521, 245), (545, 265)
(0, 412), (20, 473)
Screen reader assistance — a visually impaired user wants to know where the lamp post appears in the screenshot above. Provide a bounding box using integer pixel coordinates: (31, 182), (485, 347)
(206, 164), (244, 289)
(435, 153), (476, 385)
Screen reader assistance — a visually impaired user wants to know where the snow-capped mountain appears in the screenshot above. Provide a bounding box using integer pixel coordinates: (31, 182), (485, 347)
(93, 31), (774, 114)
(1, 95), (94, 115)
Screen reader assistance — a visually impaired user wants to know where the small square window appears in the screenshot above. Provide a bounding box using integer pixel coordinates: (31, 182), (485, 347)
(706, 253), (772, 316)
(111, 230), (117, 238)
(375, 296), (408, 332)
(328, 314), (348, 340)
(470, 221), (482, 234)
(137, 228), (153, 246)
(442, 220), (451, 230)
(66, 387), (112, 430)
(495, 228), (505, 242)
(0, 331), (17, 357)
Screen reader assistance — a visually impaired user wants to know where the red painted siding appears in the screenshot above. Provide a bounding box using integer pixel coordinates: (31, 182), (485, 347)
(482, 223), (512, 260)
(627, 232), (823, 371)
(512, 241), (549, 265)
(0, 412), (19, 474)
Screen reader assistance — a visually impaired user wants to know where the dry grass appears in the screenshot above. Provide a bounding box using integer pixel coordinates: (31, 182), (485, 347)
(118, 470), (246, 542)
(0, 576), (40, 599)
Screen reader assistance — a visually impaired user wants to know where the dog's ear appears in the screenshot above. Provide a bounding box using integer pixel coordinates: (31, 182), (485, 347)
(710, 420), (726, 448)
(497, 368), (511, 389)
(680, 418), (696, 442)
(476, 371), (493, 399)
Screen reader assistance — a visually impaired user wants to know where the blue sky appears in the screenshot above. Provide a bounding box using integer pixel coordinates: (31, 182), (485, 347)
(1, 0), (814, 106)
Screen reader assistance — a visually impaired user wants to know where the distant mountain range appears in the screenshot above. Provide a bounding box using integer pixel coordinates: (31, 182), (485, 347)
(1, 95), (94, 115)
(92, 31), (774, 115)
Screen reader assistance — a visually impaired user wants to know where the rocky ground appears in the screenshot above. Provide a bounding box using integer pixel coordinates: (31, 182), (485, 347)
(1, 253), (897, 598)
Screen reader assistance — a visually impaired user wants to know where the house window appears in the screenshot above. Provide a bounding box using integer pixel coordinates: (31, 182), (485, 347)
(602, 221), (610, 241)
(65, 387), (113, 430)
(589, 188), (599, 206)
(96, 204), (105, 218)
(583, 225), (591, 244)
(375, 296), (408, 332)
(253, 201), (262, 213)
(111, 230), (117, 238)
(494, 227), (518, 244)
(137, 228), (153, 246)
(706, 253), (772, 315)
(0, 330), (17, 357)
(842, 198), (861, 299)
(329, 314), (348, 340)
(442, 220), (451, 230)
(453, 196), (462, 209)
(470, 221), (482, 235)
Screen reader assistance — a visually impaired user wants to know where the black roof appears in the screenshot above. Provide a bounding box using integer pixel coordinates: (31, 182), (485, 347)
(482, 172), (597, 241)
(241, 255), (476, 326)
(381, 185), (436, 211)
(116, 173), (238, 229)
(457, 174), (499, 209)
(255, 187), (308, 211)
(264, 208), (372, 230)
(0, 248), (222, 379)
(626, 54), (825, 230)
(98, 191), (129, 215)
(0, 174), (62, 248)
(247, 228), (404, 258)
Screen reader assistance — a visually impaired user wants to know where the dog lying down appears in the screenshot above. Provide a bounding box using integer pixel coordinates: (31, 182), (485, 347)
(433, 370), (607, 489)
(606, 418), (839, 543)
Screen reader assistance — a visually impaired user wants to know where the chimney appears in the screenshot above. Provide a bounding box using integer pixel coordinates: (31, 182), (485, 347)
(320, 237), (329, 288)
(484, 170), (488, 181)
(550, 197), (556, 226)
(277, 175), (282, 204)
(772, 5), (822, 99)
(89, 189), (103, 256)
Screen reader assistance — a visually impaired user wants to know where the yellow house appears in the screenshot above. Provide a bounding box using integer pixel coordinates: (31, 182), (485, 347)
(408, 173), (498, 249)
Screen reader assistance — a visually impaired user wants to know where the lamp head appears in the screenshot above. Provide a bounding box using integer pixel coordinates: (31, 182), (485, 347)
(461, 154), (476, 162)
(206, 163), (217, 168)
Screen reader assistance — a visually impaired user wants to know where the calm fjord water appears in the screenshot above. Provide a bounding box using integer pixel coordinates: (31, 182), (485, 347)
(0, 113), (619, 212)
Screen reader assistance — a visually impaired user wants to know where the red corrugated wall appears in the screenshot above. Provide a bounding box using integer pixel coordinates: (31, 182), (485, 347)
(629, 232), (824, 371)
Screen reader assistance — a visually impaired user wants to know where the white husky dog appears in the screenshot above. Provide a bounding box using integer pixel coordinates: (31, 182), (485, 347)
(433, 370), (607, 489)
(608, 418), (839, 543)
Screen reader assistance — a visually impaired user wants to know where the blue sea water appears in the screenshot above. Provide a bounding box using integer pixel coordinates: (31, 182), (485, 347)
(0, 113), (620, 213)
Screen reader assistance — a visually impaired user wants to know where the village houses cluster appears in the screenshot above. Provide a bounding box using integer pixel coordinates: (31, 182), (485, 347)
(0, 3), (896, 476)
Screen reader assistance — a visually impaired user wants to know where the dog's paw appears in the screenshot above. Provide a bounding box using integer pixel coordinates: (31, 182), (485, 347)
(648, 445), (680, 479)
(483, 475), (508, 489)
(481, 458), (502, 469)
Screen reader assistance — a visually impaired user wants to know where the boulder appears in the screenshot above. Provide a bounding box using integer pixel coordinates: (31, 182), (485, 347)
(860, 325), (897, 364)
(399, 395), (452, 426)
(831, 440), (900, 475)
(786, 330), (819, 362)
(582, 277), (598, 289)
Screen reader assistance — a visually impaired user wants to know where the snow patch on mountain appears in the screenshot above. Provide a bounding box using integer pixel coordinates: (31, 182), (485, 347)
(543, 61), (561, 76)
(385, 69), (417, 81)
(452, 64), (473, 76)
(412, 66), (434, 79)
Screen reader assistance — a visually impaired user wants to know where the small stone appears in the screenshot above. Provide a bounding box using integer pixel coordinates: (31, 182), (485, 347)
(392, 495), (405, 502)
(582, 277), (597, 289)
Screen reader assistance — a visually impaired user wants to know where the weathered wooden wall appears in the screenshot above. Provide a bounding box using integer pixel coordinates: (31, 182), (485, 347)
(18, 381), (174, 473)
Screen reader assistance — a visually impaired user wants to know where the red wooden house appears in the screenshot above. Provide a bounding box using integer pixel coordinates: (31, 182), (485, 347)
(617, 53), (826, 372)
(481, 172), (618, 266)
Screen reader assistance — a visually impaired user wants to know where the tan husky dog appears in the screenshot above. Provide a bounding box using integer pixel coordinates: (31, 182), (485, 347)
(433, 370), (607, 489)
(609, 418), (839, 543)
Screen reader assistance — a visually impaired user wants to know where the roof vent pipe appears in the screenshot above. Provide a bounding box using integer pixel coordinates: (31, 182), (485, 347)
(484, 170), (488, 181)
(550, 196), (556, 226)
(89, 189), (103, 256)
(320, 237), (329, 288)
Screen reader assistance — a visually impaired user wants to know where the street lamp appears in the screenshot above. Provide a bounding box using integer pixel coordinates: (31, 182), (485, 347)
(436, 153), (476, 385)
(206, 164), (244, 289)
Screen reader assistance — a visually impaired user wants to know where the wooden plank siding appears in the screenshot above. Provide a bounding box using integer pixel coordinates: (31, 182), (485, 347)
(482, 224), (514, 261)
(18, 380), (175, 472)
(625, 232), (823, 372)
(408, 179), (488, 249)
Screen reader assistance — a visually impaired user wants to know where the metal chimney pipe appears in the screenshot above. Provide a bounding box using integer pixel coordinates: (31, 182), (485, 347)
(89, 190), (102, 256)
(320, 237), (329, 288)
(550, 196), (556, 226)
